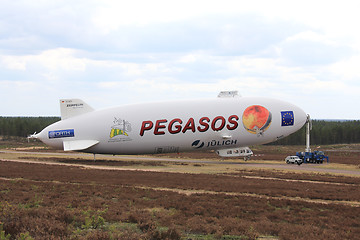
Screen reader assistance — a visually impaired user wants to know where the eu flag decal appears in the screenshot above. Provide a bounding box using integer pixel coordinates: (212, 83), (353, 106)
(281, 111), (294, 126)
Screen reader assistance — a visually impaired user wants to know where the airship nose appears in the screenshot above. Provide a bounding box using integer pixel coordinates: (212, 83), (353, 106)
(28, 129), (46, 141)
(295, 106), (307, 129)
(29, 129), (50, 146)
(34, 128), (50, 142)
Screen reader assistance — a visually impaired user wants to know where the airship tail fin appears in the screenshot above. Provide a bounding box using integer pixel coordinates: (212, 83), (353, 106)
(60, 99), (94, 120)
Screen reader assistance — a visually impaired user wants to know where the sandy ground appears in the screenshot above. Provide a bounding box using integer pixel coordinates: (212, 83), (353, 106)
(1, 149), (359, 176)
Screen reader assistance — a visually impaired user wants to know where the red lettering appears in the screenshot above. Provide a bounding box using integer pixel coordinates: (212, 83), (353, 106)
(211, 116), (226, 131)
(182, 118), (195, 133)
(141, 115), (238, 136)
(168, 118), (183, 134)
(140, 121), (154, 136)
(227, 115), (239, 130)
(197, 117), (210, 132)
(154, 119), (167, 135)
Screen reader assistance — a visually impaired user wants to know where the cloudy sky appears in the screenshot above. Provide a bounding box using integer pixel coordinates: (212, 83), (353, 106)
(1, 0), (359, 119)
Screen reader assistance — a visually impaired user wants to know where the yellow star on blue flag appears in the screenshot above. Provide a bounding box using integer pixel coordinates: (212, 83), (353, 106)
(281, 111), (294, 126)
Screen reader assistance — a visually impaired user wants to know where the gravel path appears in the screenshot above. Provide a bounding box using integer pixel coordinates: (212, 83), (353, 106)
(1, 150), (359, 175)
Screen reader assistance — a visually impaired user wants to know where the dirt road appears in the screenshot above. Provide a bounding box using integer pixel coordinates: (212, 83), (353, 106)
(1, 149), (359, 176)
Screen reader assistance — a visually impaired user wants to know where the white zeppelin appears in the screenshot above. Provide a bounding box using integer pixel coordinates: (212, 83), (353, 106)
(30, 92), (307, 158)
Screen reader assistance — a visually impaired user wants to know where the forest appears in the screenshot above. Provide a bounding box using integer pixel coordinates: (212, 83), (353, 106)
(0, 117), (359, 145)
(273, 119), (360, 145)
(0, 117), (60, 138)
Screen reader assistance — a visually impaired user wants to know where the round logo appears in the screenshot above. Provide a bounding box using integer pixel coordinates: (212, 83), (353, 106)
(191, 140), (204, 149)
(242, 105), (272, 136)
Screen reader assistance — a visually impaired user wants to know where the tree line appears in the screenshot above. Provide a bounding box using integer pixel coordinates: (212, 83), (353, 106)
(0, 117), (359, 145)
(0, 117), (60, 138)
(271, 120), (360, 145)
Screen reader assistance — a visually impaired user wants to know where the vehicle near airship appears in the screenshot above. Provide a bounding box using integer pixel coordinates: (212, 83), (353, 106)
(29, 91), (307, 158)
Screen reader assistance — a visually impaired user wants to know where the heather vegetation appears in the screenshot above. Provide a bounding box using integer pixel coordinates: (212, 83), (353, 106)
(1, 160), (360, 239)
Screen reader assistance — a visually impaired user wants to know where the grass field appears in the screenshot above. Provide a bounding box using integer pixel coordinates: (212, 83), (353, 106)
(1, 138), (360, 239)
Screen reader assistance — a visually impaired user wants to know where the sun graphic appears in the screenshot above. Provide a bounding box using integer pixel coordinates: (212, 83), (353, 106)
(242, 105), (272, 136)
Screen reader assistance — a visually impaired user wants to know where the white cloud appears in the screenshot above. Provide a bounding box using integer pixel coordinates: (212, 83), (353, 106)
(0, 1), (360, 119)
(178, 54), (199, 63)
(285, 31), (334, 45)
(1, 48), (87, 72)
(91, 0), (242, 33)
(328, 55), (360, 80)
(37, 48), (87, 71)
(0, 80), (37, 89)
(1, 56), (27, 70)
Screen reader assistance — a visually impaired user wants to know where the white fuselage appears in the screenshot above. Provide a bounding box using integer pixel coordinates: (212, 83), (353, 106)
(35, 97), (307, 155)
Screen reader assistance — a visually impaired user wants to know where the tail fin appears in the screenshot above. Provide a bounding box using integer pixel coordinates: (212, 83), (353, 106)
(60, 99), (94, 120)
